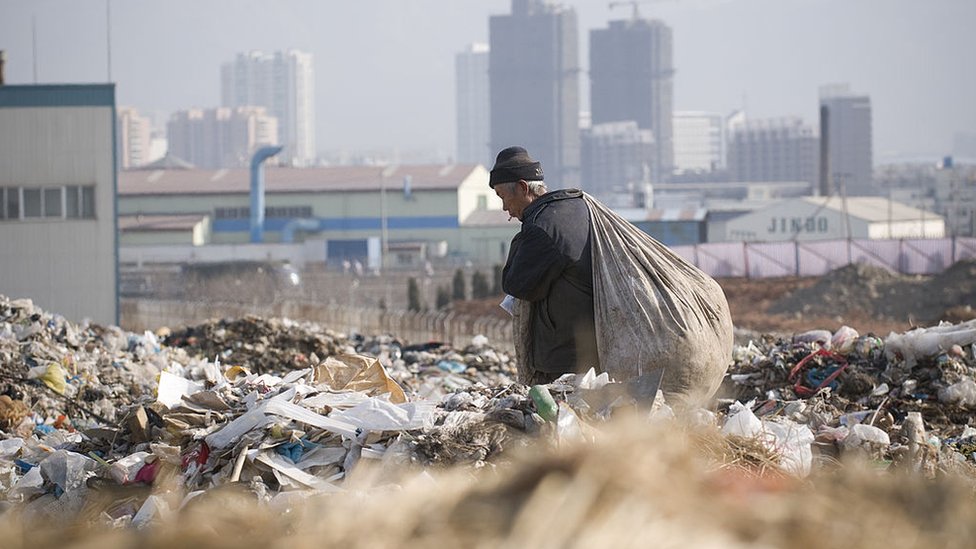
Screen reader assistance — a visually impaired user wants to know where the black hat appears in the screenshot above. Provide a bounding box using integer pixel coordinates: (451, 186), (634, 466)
(489, 146), (544, 188)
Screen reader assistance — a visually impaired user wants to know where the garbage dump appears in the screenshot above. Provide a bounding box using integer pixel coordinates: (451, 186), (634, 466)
(2, 293), (976, 532)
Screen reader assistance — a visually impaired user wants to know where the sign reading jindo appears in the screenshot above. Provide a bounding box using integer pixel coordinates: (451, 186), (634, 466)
(767, 216), (829, 234)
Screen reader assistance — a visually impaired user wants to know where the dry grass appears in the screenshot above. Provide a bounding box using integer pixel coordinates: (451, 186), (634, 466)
(2, 417), (975, 549)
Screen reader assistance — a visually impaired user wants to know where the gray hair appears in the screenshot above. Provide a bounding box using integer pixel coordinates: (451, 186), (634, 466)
(526, 181), (547, 197)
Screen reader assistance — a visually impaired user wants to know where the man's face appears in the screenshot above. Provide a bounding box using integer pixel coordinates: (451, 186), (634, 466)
(494, 180), (533, 221)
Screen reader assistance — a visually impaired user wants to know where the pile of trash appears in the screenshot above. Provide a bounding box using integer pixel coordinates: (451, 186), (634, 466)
(722, 320), (976, 477)
(2, 293), (976, 528)
(0, 296), (534, 524)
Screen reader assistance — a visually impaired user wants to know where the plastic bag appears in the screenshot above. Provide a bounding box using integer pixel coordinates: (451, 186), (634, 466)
(939, 378), (976, 408)
(722, 401), (763, 437)
(842, 423), (891, 454)
(831, 326), (860, 354)
(885, 319), (976, 367)
(722, 402), (815, 477)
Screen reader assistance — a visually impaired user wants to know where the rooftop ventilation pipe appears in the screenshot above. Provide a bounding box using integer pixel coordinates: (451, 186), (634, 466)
(249, 146), (283, 243)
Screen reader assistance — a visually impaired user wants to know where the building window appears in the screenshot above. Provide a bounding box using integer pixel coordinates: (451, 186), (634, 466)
(81, 186), (96, 218)
(44, 188), (63, 217)
(0, 185), (94, 221)
(5, 188), (18, 220)
(215, 205), (313, 219)
(66, 186), (80, 218)
(23, 188), (42, 218)
(66, 185), (95, 219)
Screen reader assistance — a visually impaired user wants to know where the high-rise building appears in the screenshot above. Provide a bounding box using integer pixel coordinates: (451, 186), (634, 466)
(934, 158), (976, 237)
(221, 50), (315, 166)
(672, 111), (725, 174)
(117, 106), (152, 169)
(489, 0), (580, 188)
(167, 107), (278, 169)
(727, 117), (819, 188)
(456, 43), (491, 165)
(581, 121), (654, 207)
(819, 84), (873, 196)
(590, 17), (673, 181)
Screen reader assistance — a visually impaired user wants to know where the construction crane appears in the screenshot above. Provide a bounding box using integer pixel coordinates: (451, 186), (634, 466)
(608, 0), (673, 20)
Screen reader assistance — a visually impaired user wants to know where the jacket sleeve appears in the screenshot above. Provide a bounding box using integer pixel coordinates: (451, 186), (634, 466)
(502, 224), (569, 302)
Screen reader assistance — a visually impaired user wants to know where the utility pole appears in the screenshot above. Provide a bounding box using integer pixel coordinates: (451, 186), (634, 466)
(380, 165), (397, 272)
(31, 16), (38, 82)
(106, 0), (112, 81)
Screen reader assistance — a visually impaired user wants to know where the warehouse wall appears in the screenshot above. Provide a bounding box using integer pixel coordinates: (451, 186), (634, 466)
(0, 85), (117, 324)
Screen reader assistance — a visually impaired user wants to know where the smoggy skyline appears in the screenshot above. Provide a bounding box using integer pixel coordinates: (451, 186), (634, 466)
(1, 0), (973, 164)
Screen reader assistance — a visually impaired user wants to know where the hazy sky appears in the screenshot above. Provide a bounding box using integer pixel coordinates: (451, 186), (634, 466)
(1, 0), (974, 163)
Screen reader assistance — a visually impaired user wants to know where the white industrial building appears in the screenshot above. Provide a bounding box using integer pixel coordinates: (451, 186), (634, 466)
(717, 196), (945, 243)
(0, 84), (118, 324)
(672, 111), (725, 174)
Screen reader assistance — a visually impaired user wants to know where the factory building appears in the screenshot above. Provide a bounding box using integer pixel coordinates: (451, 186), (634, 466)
(118, 164), (518, 267)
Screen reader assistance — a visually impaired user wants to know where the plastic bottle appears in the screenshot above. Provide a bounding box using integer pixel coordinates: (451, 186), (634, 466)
(529, 385), (559, 422)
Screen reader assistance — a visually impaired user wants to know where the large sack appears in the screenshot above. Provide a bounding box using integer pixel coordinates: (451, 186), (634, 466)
(585, 195), (733, 408)
(513, 193), (733, 409)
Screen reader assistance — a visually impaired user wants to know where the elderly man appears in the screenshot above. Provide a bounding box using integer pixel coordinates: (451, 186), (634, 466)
(490, 146), (734, 409)
(490, 146), (599, 384)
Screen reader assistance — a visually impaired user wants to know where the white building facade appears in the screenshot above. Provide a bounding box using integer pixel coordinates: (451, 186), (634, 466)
(117, 106), (152, 169)
(718, 196), (945, 243)
(0, 84), (118, 324)
(672, 111), (725, 174)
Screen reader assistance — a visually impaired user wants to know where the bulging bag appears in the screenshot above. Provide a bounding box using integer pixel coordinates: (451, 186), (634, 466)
(513, 193), (733, 409)
(586, 194), (733, 408)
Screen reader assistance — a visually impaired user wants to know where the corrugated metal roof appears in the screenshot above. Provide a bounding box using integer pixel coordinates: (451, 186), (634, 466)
(800, 196), (944, 222)
(621, 208), (708, 222)
(646, 208), (708, 222)
(119, 165), (481, 196)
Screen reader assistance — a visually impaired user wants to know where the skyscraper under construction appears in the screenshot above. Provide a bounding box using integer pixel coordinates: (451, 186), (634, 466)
(590, 17), (674, 182)
(489, 0), (580, 188)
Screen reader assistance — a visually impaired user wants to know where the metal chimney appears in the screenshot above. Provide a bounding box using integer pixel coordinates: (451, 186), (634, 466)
(249, 146), (283, 243)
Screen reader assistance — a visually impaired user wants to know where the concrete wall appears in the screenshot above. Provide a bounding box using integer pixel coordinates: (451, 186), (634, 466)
(120, 298), (514, 351)
(0, 86), (117, 324)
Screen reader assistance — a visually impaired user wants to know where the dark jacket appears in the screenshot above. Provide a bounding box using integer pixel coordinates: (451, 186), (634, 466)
(502, 189), (599, 374)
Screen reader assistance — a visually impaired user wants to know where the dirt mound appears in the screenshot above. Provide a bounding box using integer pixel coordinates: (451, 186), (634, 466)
(767, 260), (976, 325)
(930, 260), (976, 321)
(768, 263), (910, 319)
